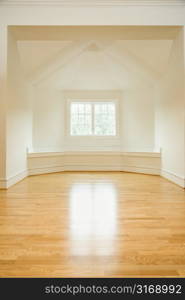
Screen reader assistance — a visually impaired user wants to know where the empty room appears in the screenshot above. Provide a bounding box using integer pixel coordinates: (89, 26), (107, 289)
(0, 2), (185, 281)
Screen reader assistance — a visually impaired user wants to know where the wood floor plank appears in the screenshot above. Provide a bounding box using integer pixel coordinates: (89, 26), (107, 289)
(0, 171), (184, 277)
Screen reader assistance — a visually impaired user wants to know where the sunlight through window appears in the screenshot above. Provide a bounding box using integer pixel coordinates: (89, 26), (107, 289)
(69, 183), (117, 256)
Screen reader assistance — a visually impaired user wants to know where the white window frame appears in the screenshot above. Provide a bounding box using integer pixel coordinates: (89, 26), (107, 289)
(66, 98), (120, 140)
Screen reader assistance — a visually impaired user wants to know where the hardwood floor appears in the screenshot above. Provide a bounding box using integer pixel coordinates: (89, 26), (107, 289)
(0, 171), (185, 278)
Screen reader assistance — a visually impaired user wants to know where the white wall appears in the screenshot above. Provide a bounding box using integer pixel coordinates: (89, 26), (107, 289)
(0, 5), (184, 26)
(122, 88), (155, 152)
(184, 28), (185, 185)
(33, 89), (122, 152)
(0, 26), (7, 187)
(33, 87), (64, 152)
(0, 3), (184, 188)
(6, 30), (32, 186)
(32, 87), (155, 153)
(155, 28), (185, 187)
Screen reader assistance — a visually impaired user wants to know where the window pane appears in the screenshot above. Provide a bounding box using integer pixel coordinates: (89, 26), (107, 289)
(70, 102), (116, 136)
(71, 103), (92, 135)
(94, 103), (116, 136)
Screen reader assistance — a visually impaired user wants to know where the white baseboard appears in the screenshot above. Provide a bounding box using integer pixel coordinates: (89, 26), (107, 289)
(1, 168), (183, 189)
(29, 165), (123, 175)
(123, 165), (160, 175)
(0, 170), (28, 189)
(1, 152), (162, 188)
(29, 166), (65, 175)
(64, 165), (123, 171)
(28, 165), (160, 175)
(0, 178), (7, 189)
(68, 165), (160, 174)
(161, 169), (185, 188)
(1, 162), (184, 189)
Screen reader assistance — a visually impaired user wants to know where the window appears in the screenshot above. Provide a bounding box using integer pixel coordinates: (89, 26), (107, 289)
(70, 102), (116, 136)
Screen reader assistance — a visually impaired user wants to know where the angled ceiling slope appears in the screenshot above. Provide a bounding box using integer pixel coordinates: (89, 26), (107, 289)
(17, 39), (173, 90)
(17, 41), (72, 76)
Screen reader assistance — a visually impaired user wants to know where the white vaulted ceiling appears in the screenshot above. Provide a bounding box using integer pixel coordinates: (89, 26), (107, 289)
(17, 38), (173, 90)
(34, 46), (143, 90)
(112, 40), (173, 75)
(17, 41), (72, 76)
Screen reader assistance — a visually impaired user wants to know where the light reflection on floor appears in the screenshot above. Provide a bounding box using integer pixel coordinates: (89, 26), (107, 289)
(69, 183), (117, 256)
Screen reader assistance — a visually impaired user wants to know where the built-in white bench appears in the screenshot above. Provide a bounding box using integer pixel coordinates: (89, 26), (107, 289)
(27, 151), (161, 176)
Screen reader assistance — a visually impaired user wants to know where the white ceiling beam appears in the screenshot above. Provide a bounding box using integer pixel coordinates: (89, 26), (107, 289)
(10, 26), (180, 41)
(1, 1), (185, 6)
